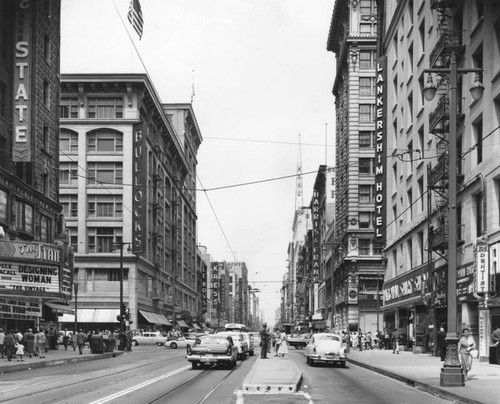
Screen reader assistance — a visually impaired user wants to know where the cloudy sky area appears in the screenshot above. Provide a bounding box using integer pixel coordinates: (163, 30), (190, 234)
(61, 0), (336, 324)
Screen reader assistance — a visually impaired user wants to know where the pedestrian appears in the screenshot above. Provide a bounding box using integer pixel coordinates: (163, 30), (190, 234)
(4, 330), (15, 361)
(15, 342), (25, 361)
(62, 328), (71, 351)
(71, 331), (77, 351)
(277, 330), (289, 358)
(365, 331), (372, 350)
(274, 330), (281, 357)
(357, 329), (363, 351)
(23, 328), (35, 358)
(14, 329), (23, 344)
(0, 328), (5, 359)
(491, 324), (500, 364)
(76, 329), (87, 355)
(35, 329), (47, 358)
(345, 330), (351, 353)
(392, 328), (401, 354)
(437, 326), (447, 361)
(383, 329), (391, 350)
(259, 323), (270, 359)
(458, 328), (476, 380)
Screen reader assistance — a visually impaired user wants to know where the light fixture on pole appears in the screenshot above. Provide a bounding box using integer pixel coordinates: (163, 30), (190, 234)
(423, 51), (483, 387)
(73, 269), (79, 335)
(112, 241), (132, 337)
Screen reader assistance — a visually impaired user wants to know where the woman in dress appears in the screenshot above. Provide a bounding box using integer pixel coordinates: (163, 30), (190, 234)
(458, 328), (476, 380)
(277, 330), (289, 358)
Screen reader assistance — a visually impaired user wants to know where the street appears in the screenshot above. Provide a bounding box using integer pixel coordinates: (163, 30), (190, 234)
(0, 346), (452, 404)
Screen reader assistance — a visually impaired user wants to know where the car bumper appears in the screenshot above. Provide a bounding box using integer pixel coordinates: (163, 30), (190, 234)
(309, 355), (346, 363)
(187, 354), (234, 364)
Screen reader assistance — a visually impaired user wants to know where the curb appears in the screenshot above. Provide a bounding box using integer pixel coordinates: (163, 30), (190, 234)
(347, 358), (485, 404)
(0, 351), (124, 374)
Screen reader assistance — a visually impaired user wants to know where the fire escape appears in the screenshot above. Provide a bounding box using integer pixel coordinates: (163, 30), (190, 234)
(426, 0), (465, 294)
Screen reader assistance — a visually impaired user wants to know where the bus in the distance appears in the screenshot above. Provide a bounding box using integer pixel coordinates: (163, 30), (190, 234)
(224, 323), (247, 332)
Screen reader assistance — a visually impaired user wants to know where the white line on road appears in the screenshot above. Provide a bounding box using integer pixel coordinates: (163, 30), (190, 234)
(88, 365), (190, 404)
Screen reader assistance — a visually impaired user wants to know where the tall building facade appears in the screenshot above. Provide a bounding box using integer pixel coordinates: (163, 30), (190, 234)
(381, 0), (500, 357)
(58, 73), (202, 331)
(327, 0), (385, 334)
(0, 0), (70, 332)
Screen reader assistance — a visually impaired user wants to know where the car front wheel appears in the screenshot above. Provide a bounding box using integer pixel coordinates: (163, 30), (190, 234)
(170, 342), (178, 349)
(132, 340), (138, 346)
(191, 361), (198, 369)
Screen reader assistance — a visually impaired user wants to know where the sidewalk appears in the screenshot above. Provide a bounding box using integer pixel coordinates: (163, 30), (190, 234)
(0, 346), (124, 374)
(347, 348), (500, 404)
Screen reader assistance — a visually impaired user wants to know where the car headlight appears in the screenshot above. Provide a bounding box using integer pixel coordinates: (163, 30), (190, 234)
(313, 347), (317, 354)
(226, 346), (232, 356)
(187, 345), (192, 355)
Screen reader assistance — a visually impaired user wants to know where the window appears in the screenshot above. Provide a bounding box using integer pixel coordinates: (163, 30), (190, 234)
(360, 0), (377, 15)
(87, 227), (121, 253)
(60, 194), (78, 219)
(359, 212), (374, 228)
(475, 193), (483, 238)
(88, 195), (123, 218)
(419, 21), (425, 55)
(473, 117), (483, 164)
(59, 129), (78, 152)
(417, 231), (424, 265)
(359, 185), (374, 202)
(407, 92), (414, 125)
(87, 162), (123, 185)
(360, 23), (376, 35)
(359, 239), (371, 255)
(0, 189), (7, 222)
(475, 0), (484, 20)
(417, 177), (424, 212)
(359, 158), (374, 174)
(68, 228), (78, 253)
(360, 77), (375, 96)
(59, 162), (78, 186)
(359, 131), (375, 148)
(43, 80), (49, 107)
(359, 50), (375, 69)
(87, 130), (123, 152)
(0, 81), (6, 118)
(43, 33), (50, 61)
(359, 104), (375, 122)
(40, 215), (51, 243)
(60, 97), (79, 118)
(15, 200), (33, 233)
(43, 126), (49, 150)
(408, 44), (414, 75)
(407, 188), (413, 221)
(87, 97), (123, 119)
(407, 239), (413, 269)
(457, 203), (463, 241)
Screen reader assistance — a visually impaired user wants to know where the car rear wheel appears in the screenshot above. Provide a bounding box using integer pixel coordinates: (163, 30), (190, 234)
(156, 342), (164, 347)
(170, 342), (178, 349)
(339, 361), (346, 368)
(132, 340), (138, 346)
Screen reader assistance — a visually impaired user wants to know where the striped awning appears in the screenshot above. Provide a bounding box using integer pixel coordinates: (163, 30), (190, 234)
(139, 310), (172, 326)
(45, 302), (74, 315)
(177, 320), (189, 328)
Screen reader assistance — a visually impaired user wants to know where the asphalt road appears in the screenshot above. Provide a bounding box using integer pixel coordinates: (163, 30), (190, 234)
(0, 346), (453, 404)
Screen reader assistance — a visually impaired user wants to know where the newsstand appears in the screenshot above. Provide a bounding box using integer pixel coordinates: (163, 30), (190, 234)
(90, 334), (104, 354)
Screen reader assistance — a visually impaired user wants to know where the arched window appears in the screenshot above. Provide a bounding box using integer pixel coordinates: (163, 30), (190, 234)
(59, 129), (78, 152)
(87, 129), (123, 152)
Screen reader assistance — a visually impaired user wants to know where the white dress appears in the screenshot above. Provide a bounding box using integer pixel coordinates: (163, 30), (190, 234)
(277, 333), (289, 355)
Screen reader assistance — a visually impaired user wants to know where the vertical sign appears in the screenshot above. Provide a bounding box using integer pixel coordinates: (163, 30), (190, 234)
(201, 263), (207, 312)
(374, 56), (387, 244)
(211, 262), (220, 308)
(13, 0), (32, 162)
(132, 123), (147, 253)
(478, 310), (489, 360)
(312, 190), (320, 280)
(475, 242), (490, 293)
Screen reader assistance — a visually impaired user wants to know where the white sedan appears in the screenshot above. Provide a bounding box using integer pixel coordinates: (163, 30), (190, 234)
(304, 332), (347, 367)
(131, 331), (169, 346)
(167, 336), (197, 349)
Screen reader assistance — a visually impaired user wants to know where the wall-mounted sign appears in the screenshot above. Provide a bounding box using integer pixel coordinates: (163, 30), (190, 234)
(0, 297), (41, 319)
(132, 124), (147, 253)
(312, 190), (320, 280)
(201, 263), (207, 312)
(475, 242), (490, 293)
(12, 0), (32, 162)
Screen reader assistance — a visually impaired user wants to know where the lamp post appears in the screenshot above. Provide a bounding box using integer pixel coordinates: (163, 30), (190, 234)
(423, 51), (484, 387)
(73, 274), (79, 335)
(112, 241), (132, 335)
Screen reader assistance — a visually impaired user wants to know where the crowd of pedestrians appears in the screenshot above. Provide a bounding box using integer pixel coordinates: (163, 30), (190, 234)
(0, 328), (48, 361)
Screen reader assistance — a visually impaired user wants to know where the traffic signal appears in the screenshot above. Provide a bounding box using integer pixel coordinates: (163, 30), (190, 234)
(120, 303), (127, 318)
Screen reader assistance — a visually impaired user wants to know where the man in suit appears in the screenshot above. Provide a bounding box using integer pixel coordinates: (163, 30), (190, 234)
(259, 323), (270, 359)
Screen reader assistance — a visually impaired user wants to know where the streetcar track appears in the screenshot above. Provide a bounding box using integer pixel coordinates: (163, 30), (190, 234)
(0, 354), (178, 404)
(146, 361), (244, 404)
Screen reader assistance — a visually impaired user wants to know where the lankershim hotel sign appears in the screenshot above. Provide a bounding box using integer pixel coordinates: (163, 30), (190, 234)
(0, 241), (63, 297)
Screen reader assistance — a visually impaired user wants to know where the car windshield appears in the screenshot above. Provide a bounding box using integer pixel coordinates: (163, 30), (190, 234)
(315, 334), (340, 342)
(197, 336), (229, 345)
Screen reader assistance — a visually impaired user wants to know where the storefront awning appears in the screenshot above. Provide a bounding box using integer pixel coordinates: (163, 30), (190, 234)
(58, 309), (119, 323)
(45, 302), (74, 315)
(312, 313), (323, 320)
(381, 295), (425, 311)
(177, 320), (189, 328)
(192, 323), (201, 331)
(139, 310), (172, 326)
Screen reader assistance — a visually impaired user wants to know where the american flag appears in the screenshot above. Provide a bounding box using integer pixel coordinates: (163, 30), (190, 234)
(128, 0), (144, 40)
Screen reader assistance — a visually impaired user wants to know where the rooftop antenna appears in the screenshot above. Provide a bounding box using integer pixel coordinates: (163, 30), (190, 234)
(191, 69), (195, 103)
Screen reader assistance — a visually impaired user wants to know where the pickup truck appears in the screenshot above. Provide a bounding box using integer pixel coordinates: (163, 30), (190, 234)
(286, 334), (311, 349)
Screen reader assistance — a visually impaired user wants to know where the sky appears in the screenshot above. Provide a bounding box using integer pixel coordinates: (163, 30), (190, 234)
(61, 0), (336, 325)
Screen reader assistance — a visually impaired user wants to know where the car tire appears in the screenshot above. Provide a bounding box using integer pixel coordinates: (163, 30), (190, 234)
(191, 361), (198, 370)
(156, 342), (164, 347)
(306, 356), (310, 365)
(294, 345), (300, 350)
(340, 361), (346, 368)
(170, 342), (178, 349)
(132, 340), (138, 346)
(249, 350), (254, 357)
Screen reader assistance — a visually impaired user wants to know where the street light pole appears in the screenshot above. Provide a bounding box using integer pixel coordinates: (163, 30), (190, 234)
(113, 241), (132, 337)
(73, 281), (79, 334)
(424, 51), (483, 387)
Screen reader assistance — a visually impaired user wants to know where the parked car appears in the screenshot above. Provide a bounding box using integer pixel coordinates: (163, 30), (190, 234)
(241, 332), (255, 356)
(167, 335), (198, 349)
(248, 332), (261, 347)
(216, 331), (248, 360)
(304, 332), (347, 367)
(131, 331), (169, 346)
(287, 334), (311, 350)
(186, 334), (238, 369)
